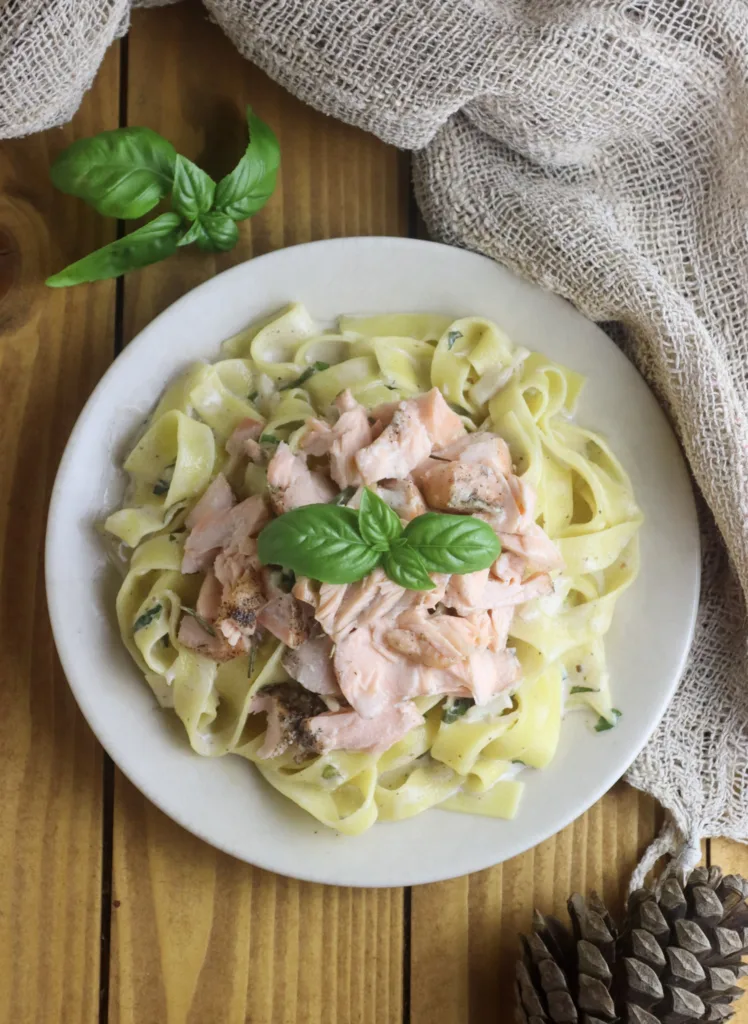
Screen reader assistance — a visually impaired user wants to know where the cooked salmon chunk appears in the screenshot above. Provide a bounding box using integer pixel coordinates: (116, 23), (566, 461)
(419, 460), (519, 518)
(282, 634), (342, 696)
(302, 390), (373, 488)
(355, 388), (464, 484)
(182, 493), (269, 573)
(308, 703), (423, 754)
(433, 431), (512, 476)
(225, 417), (264, 458)
(185, 473), (235, 531)
(256, 593), (313, 648)
(267, 442), (337, 514)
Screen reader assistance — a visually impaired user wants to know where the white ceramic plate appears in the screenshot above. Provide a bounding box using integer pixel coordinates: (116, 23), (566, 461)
(46, 238), (699, 887)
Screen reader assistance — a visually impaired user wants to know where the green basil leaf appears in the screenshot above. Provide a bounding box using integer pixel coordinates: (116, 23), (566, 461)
(177, 219), (209, 248)
(442, 697), (473, 723)
(382, 539), (435, 591)
(403, 512), (500, 574)
(214, 107), (280, 221)
(196, 211), (239, 252)
(50, 126), (176, 219)
(172, 154), (216, 220)
(359, 487), (403, 552)
(257, 504), (380, 584)
(46, 212), (183, 287)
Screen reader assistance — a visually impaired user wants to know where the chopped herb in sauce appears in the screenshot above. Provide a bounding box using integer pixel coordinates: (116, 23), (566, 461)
(442, 697), (474, 723)
(446, 330), (463, 350)
(247, 645), (257, 677)
(322, 764), (340, 780)
(595, 708), (622, 732)
(259, 433), (280, 446)
(181, 605), (216, 637)
(570, 685), (596, 694)
(279, 361), (329, 392)
(133, 603), (162, 632)
(280, 569), (296, 592)
(511, 758), (526, 765)
(153, 461), (176, 496)
(332, 485), (357, 506)
(248, 391), (259, 403)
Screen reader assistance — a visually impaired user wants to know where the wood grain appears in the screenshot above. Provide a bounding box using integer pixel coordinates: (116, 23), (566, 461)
(410, 782), (664, 1023)
(109, 4), (408, 1022)
(0, 47), (120, 1024)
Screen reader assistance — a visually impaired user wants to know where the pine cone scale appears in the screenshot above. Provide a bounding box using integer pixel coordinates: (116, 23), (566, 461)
(516, 867), (748, 1024)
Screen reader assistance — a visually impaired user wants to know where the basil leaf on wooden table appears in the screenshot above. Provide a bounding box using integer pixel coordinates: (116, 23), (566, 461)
(403, 512), (500, 573)
(197, 212), (240, 251)
(382, 539), (435, 591)
(257, 504), (381, 584)
(358, 487), (403, 551)
(171, 154), (216, 220)
(46, 212), (183, 287)
(214, 107), (280, 221)
(50, 126), (176, 219)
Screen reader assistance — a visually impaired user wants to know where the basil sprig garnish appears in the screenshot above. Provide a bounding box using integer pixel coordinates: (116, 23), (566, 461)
(47, 105), (279, 287)
(257, 487), (500, 591)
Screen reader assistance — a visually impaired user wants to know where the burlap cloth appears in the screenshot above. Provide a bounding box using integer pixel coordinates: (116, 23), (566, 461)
(5, 0), (747, 881)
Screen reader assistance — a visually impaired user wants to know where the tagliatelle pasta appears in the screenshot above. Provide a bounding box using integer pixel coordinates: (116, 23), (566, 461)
(105, 303), (641, 835)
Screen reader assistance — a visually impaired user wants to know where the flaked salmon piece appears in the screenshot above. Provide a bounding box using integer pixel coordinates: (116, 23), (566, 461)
(499, 523), (565, 573)
(196, 571), (222, 621)
(301, 390), (372, 488)
(185, 473), (235, 531)
(214, 557), (266, 647)
(261, 566), (290, 602)
(444, 569), (553, 613)
(355, 388), (465, 485)
(334, 625), (519, 717)
(420, 460), (520, 519)
(487, 607), (514, 651)
(384, 607), (490, 668)
(225, 417), (264, 458)
(492, 551), (525, 584)
(439, 649), (520, 704)
(308, 703), (423, 754)
(445, 569), (490, 610)
(507, 475), (537, 532)
(355, 401), (433, 484)
(310, 569), (405, 640)
(178, 613), (249, 661)
(412, 389), (465, 447)
(369, 399), (400, 433)
(292, 576), (319, 609)
(282, 634), (342, 696)
(257, 594), (313, 648)
(377, 478), (427, 522)
(267, 442), (337, 514)
(182, 494), (269, 573)
(434, 431), (512, 476)
(249, 683), (329, 759)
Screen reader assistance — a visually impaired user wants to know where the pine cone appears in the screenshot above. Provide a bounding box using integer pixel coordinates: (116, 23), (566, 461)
(516, 866), (748, 1023)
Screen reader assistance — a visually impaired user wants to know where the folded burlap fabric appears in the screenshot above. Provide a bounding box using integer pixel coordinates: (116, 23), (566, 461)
(5, 0), (747, 878)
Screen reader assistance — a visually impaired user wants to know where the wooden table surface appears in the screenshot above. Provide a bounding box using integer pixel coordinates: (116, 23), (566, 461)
(2, 4), (746, 1022)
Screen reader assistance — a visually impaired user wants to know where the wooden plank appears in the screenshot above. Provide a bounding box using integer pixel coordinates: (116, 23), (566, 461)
(109, 4), (408, 1022)
(411, 782), (665, 1023)
(0, 46), (120, 1024)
